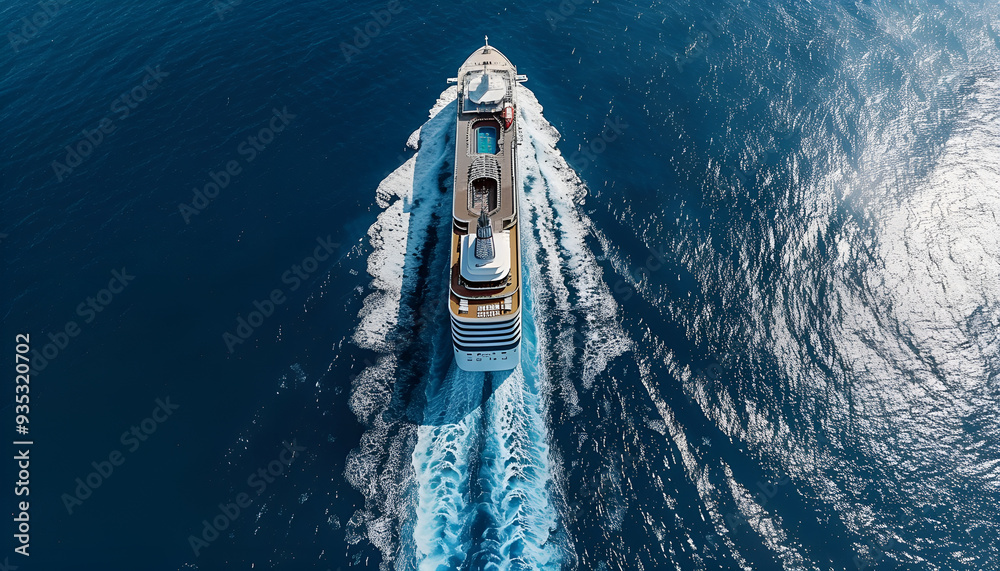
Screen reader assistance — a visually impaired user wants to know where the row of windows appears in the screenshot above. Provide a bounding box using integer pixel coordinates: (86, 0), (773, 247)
(451, 313), (521, 352)
(452, 323), (520, 346)
(453, 328), (520, 348)
(452, 336), (521, 353)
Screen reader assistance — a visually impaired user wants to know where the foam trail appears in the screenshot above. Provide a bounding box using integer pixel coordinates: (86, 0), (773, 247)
(462, 86), (637, 568)
(345, 88), (459, 571)
(470, 298), (561, 570)
(350, 83), (630, 570)
(411, 365), (484, 570)
(516, 86), (633, 401)
(501, 85), (632, 568)
(353, 87), (457, 354)
(458, 85), (633, 570)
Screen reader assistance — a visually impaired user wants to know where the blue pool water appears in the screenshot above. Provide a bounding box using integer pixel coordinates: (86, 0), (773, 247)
(477, 125), (497, 154)
(2, 0), (999, 569)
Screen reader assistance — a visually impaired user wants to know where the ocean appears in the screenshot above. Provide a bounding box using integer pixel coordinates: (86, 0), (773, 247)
(2, 0), (999, 569)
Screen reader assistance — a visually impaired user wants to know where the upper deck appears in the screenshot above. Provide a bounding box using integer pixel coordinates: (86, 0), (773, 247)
(451, 43), (522, 232)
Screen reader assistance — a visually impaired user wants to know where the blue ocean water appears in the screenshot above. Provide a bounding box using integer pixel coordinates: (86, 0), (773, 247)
(3, 0), (1000, 569)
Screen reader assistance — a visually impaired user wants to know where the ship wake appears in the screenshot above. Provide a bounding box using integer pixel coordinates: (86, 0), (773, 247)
(346, 84), (628, 570)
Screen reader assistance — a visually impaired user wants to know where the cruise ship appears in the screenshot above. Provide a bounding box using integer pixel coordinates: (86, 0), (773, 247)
(447, 38), (527, 372)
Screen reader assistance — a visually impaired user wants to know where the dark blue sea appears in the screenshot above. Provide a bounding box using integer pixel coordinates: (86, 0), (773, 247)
(3, 0), (999, 569)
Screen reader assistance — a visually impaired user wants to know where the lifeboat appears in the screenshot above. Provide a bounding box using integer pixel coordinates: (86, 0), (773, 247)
(502, 103), (514, 130)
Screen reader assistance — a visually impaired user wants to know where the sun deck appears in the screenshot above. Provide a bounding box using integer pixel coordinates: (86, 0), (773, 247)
(449, 222), (521, 318)
(451, 49), (520, 233)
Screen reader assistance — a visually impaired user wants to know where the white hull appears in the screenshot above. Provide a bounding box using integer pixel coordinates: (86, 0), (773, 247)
(453, 344), (521, 371)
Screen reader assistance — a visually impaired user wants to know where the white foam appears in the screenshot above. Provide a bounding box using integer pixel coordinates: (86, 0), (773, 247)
(477, 364), (561, 571)
(353, 160), (413, 352)
(516, 86), (633, 401)
(411, 365), (484, 570)
(346, 91), (459, 571)
(406, 86), (458, 150)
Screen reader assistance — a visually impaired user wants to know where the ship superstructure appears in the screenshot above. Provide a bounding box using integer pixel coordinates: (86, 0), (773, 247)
(447, 39), (527, 371)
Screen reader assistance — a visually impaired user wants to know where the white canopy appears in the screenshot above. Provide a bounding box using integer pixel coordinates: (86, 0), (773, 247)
(467, 72), (506, 104)
(460, 231), (511, 282)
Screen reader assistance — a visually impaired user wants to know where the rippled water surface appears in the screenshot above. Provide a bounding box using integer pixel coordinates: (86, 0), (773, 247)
(2, 0), (998, 569)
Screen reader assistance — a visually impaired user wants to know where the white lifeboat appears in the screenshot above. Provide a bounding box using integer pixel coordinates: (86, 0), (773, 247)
(502, 103), (514, 130)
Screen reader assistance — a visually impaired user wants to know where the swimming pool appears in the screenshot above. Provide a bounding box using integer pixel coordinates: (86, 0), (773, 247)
(476, 126), (497, 154)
